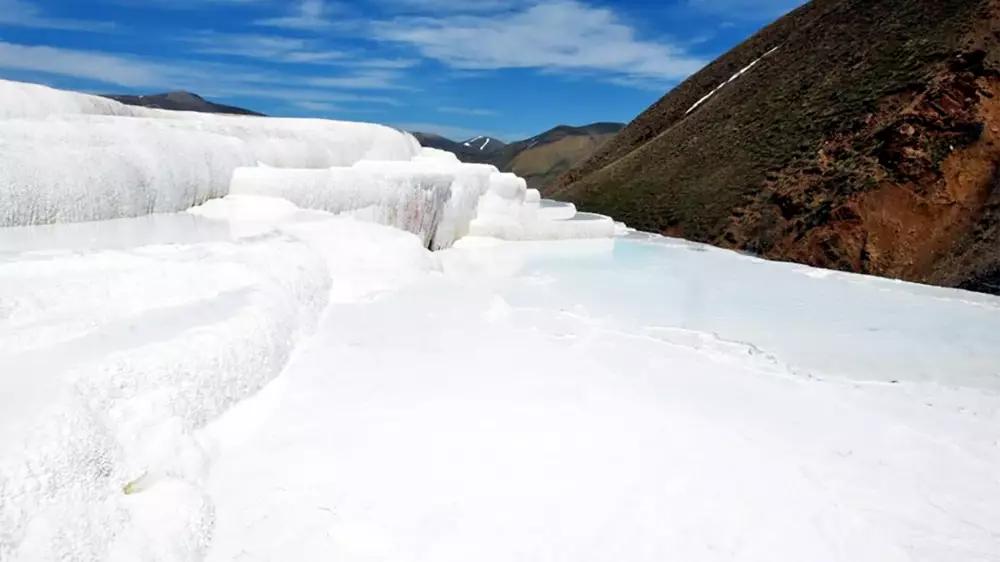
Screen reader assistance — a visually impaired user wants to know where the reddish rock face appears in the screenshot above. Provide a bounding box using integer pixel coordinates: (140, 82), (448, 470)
(722, 60), (1000, 289)
(551, 0), (1000, 294)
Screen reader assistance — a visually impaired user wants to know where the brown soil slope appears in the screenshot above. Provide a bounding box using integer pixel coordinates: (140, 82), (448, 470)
(550, 0), (1000, 294)
(415, 123), (623, 191)
(500, 124), (623, 191)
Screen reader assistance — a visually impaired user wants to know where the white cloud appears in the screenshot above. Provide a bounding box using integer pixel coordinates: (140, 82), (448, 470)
(180, 31), (420, 74)
(0, 41), (174, 86)
(351, 58), (420, 70)
(438, 106), (497, 117)
(306, 69), (411, 90)
(213, 85), (403, 107)
(374, 0), (706, 85)
(0, 0), (114, 31)
(183, 31), (348, 64)
(292, 100), (343, 112)
(255, 0), (344, 31)
(374, 0), (532, 13)
(0, 40), (403, 113)
(111, 0), (264, 5)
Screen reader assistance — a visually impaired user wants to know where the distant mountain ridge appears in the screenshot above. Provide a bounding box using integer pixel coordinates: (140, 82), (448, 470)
(103, 89), (621, 195)
(103, 91), (264, 116)
(415, 123), (624, 190)
(411, 133), (507, 164)
(460, 135), (506, 154)
(551, 0), (1000, 295)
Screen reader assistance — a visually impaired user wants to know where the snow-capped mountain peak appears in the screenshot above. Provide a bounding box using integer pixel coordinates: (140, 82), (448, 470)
(460, 135), (505, 153)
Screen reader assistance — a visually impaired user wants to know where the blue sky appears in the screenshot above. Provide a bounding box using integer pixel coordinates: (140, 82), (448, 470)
(0, 0), (804, 140)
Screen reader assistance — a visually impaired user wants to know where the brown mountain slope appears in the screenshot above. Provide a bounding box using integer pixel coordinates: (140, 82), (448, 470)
(508, 134), (608, 190)
(500, 123), (623, 190)
(415, 123), (623, 191)
(550, 0), (1000, 294)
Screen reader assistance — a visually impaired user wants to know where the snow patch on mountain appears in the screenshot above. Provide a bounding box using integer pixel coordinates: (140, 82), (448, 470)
(460, 135), (502, 152)
(686, 46), (781, 115)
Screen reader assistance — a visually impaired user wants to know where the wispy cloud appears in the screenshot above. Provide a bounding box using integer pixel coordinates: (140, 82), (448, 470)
(373, 0), (706, 87)
(180, 30), (421, 76)
(351, 58), (420, 70)
(0, 41), (177, 86)
(306, 69), (412, 90)
(213, 85), (403, 107)
(255, 0), (345, 31)
(291, 100), (343, 112)
(0, 0), (114, 31)
(438, 106), (497, 117)
(111, 0), (266, 6)
(183, 31), (348, 64)
(0, 39), (404, 114)
(373, 0), (533, 14)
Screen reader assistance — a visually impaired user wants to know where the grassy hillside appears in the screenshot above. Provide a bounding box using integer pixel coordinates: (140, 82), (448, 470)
(498, 123), (623, 190)
(551, 0), (1000, 293)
